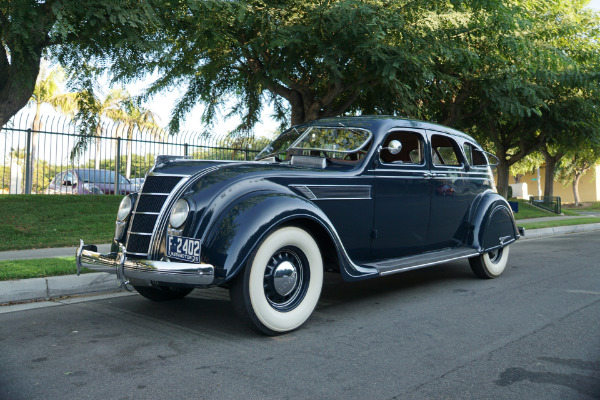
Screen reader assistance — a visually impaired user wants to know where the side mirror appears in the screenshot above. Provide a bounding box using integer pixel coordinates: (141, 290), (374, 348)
(382, 140), (402, 155)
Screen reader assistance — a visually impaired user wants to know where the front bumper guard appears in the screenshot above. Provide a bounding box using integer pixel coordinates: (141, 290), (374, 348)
(76, 240), (214, 288)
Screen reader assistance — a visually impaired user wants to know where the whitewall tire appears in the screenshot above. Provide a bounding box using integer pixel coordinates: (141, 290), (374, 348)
(469, 245), (510, 279)
(230, 226), (323, 335)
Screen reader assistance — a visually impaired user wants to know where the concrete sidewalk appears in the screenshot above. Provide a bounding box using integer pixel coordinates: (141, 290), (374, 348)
(0, 244), (112, 261)
(2, 220), (600, 305)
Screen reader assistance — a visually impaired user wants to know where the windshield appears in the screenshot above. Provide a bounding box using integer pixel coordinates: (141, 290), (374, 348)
(79, 170), (129, 184)
(256, 127), (309, 160)
(256, 126), (372, 161)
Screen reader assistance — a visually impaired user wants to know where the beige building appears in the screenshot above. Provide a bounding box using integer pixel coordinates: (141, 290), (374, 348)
(509, 165), (600, 203)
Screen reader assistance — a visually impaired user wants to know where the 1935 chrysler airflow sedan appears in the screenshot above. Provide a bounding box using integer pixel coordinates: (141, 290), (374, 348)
(76, 116), (523, 334)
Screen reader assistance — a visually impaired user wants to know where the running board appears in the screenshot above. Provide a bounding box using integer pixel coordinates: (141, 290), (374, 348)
(367, 248), (479, 276)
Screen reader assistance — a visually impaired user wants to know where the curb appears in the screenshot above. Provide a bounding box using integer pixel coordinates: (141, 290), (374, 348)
(0, 272), (119, 304)
(519, 222), (600, 239)
(1, 224), (599, 306)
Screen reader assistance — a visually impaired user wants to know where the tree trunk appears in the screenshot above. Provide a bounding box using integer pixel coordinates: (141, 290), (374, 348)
(572, 173), (582, 206)
(496, 158), (510, 198)
(0, 49), (42, 129)
(540, 147), (564, 198)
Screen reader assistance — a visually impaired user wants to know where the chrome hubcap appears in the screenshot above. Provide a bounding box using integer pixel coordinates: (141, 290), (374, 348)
(489, 248), (503, 264)
(273, 261), (298, 296)
(263, 247), (309, 312)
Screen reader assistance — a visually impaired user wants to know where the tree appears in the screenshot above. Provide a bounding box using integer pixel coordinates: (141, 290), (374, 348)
(26, 61), (77, 191)
(557, 148), (600, 206)
(0, 0), (159, 128)
(111, 0), (469, 134)
(73, 88), (129, 169)
(422, 0), (600, 197)
(110, 98), (163, 179)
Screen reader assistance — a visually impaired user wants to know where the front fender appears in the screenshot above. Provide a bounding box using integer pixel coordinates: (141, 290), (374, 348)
(468, 191), (520, 252)
(201, 191), (378, 283)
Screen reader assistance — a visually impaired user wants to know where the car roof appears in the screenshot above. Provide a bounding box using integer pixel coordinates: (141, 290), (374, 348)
(300, 116), (478, 144)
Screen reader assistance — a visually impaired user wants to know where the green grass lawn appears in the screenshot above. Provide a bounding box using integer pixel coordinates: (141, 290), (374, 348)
(511, 199), (578, 219)
(0, 195), (123, 252)
(563, 201), (600, 211)
(0, 257), (94, 281)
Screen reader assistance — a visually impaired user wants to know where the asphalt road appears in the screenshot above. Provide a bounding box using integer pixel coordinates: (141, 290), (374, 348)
(1, 232), (599, 400)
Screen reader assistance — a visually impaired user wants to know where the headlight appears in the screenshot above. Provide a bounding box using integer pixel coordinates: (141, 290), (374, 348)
(117, 195), (133, 222)
(169, 199), (190, 229)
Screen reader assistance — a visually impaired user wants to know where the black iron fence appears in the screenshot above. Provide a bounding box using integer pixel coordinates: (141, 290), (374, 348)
(1, 113), (271, 195)
(529, 196), (562, 214)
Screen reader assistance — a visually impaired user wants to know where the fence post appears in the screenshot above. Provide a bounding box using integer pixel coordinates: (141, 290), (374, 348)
(25, 128), (32, 194)
(115, 137), (121, 195)
(184, 143), (189, 157)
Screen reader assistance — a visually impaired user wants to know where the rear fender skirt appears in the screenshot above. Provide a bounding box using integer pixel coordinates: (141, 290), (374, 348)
(468, 191), (520, 252)
(201, 191), (379, 282)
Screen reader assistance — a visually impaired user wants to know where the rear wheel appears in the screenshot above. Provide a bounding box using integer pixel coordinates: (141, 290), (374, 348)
(133, 285), (194, 301)
(469, 246), (510, 279)
(230, 226), (323, 335)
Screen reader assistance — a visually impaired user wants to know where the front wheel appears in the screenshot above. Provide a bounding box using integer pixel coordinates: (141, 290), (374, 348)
(133, 285), (194, 301)
(230, 226), (323, 335)
(469, 246), (510, 279)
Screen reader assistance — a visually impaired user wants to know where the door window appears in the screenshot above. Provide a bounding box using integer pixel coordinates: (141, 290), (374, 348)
(463, 142), (488, 167)
(380, 131), (425, 165)
(431, 135), (463, 167)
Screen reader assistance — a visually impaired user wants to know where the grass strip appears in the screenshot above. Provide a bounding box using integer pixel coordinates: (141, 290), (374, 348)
(512, 199), (578, 219)
(0, 257), (95, 281)
(519, 217), (600, 230)
(0, 195), (122, 251)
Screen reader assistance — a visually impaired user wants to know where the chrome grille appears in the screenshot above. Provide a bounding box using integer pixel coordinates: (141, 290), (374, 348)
(126, 174), (185, 257)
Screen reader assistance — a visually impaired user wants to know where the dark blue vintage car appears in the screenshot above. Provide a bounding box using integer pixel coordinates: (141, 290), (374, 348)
(77, 116), (522, 334)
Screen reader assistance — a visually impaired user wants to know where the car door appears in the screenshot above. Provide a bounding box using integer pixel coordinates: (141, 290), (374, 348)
(372, 129), (431, 260)
(425, 132), (474, 251)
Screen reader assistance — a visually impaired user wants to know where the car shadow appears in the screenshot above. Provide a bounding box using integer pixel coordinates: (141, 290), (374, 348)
(91, 259), (477, 337)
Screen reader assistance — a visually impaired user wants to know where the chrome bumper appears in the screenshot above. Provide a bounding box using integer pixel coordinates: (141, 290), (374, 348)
(76, 240), (214, 287)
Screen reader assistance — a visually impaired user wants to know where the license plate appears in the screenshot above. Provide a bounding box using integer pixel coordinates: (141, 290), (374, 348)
(167, 235), (201, 263)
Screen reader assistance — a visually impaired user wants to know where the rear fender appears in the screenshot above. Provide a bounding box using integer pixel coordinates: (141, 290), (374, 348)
(468, 191), (520, 252)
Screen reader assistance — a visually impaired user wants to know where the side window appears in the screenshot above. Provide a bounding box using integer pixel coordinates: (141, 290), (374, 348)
(380, 131), (425, 165)
(463, 143), (473, 165)
(431, 135), (463, 167)
(463, 142), (488, 167)
(63, 172), (74, 185)
(53, 172), (64, 185)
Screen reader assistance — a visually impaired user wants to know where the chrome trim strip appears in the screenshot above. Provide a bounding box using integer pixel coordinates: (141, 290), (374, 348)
(290, 185), (317, 200)
(126, 251), (149, 256)
(289, 184), (372, 200)
(369, 169), (490, 177)
(379, 253), (479, 276)
(133, 212), (160, 215)
(128, 232), (153, 236)
(139, 192), (170, 196)
(149, 172), (191, 177)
